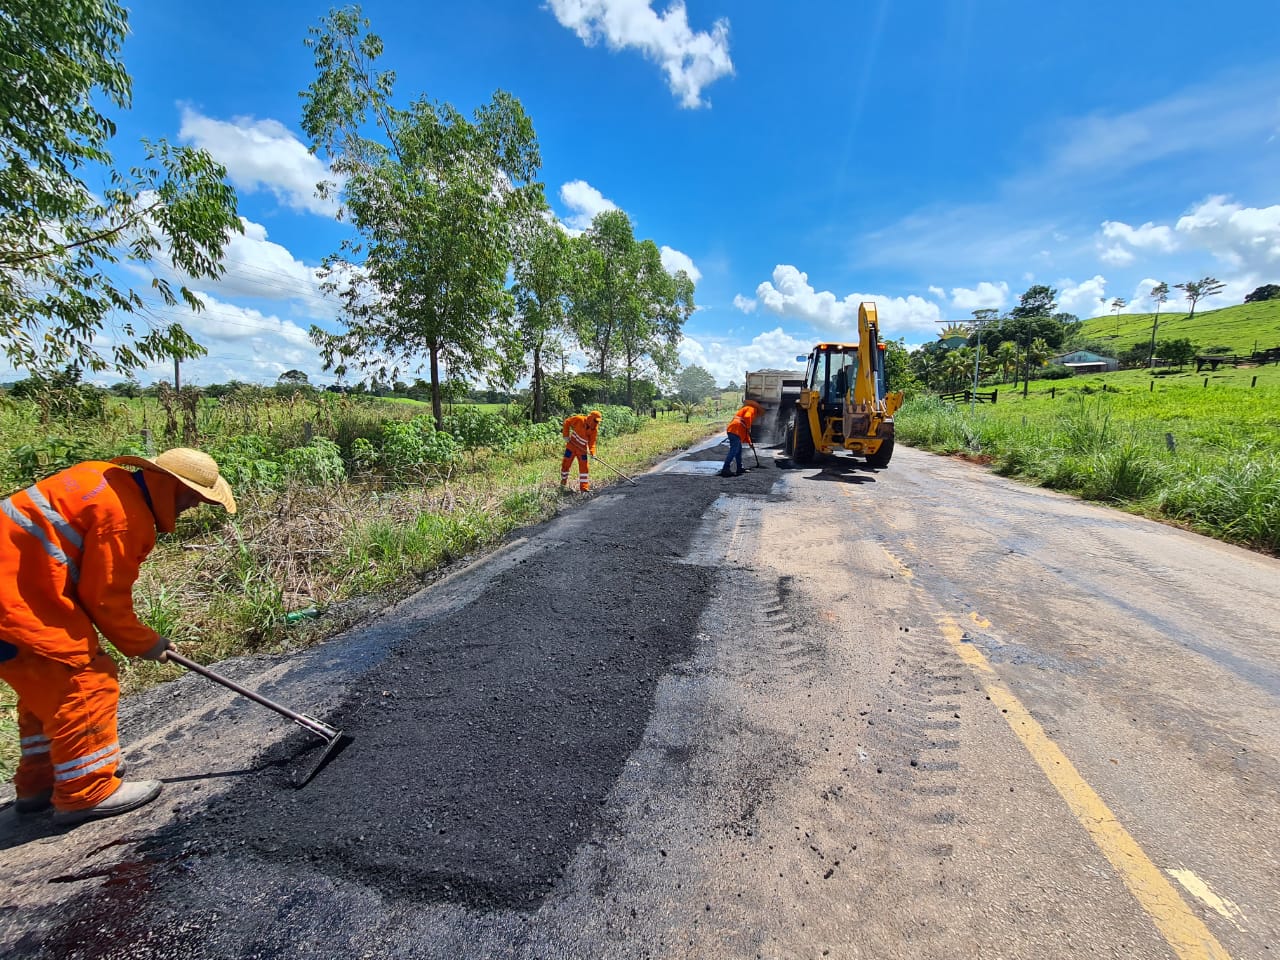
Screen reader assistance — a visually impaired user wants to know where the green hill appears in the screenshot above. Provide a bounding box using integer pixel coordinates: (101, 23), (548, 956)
(1077, 298), (1280, 356)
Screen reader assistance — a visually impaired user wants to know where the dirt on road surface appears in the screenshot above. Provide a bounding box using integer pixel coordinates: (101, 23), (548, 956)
(2, 438), (1277, 959)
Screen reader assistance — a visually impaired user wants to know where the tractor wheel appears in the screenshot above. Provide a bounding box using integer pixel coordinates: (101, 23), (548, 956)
(867, 434), (894, 468)
(791, 413), (815, 464)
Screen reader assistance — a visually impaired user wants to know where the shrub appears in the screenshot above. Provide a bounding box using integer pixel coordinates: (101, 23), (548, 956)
(281, 438), (346, 486)
(379, 418), (462, 478)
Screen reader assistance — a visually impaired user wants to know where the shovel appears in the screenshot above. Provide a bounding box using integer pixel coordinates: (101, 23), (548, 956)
(164, 650), (351, 788)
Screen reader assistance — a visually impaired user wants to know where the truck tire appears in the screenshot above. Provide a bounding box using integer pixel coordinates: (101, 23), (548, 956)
(867, 433), (894, 468)
(790, 413), (815, 465)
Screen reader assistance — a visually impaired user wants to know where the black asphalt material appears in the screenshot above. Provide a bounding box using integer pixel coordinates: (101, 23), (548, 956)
(4, 454), (784, 958)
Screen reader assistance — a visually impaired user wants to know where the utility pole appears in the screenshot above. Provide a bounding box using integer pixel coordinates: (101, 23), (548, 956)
(173, 356), (181, 393)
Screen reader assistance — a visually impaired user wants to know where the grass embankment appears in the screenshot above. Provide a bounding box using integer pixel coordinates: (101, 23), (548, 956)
(897, 363), (1280, 554)
(0, 410), (718, 783)
(1077, 298), (1280, 356)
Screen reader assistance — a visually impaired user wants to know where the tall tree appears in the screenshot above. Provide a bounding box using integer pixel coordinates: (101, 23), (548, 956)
(301, 6), (543, 428)
(1147, 282), (1169, 368)
(616, 239), (693, 407)
(675, 364), (717, 403)
(511, 214), (571, 422)
(570, 210), (636, 382)
(1174, 276), (1225, 322)
(0, 0), (241, 378)
(1004, 285), (1058, 387)
(1111, 297), (1127, 333)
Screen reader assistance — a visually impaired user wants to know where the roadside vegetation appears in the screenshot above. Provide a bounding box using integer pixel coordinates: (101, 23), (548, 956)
(896, 363), (1280, 555)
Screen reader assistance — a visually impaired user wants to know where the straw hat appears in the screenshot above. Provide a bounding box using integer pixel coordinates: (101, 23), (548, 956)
(111, 448), (237, 514)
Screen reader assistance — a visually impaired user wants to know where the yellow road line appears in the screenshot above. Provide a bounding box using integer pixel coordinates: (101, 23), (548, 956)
(937, 615), (1231, 960)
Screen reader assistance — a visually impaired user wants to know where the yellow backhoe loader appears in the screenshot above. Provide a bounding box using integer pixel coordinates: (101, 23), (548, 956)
(783, 302), (904, 468)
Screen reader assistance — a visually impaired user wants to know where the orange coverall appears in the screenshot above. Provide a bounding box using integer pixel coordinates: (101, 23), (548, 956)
(561, 414), (599, 491)
(0, 462), (180, 811)
(721, 404), (759, 474)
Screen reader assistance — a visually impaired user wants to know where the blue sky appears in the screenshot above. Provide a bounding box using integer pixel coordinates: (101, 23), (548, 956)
(80, 0), (1280, 387)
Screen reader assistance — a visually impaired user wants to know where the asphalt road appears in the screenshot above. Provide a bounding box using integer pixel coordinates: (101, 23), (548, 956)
(2, 439), (1277, 959)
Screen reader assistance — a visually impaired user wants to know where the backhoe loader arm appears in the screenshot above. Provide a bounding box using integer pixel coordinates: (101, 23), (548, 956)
(854, 302), (881, 408)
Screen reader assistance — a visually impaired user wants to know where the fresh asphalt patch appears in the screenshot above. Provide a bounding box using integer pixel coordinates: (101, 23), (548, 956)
(4, 449), (786, 957)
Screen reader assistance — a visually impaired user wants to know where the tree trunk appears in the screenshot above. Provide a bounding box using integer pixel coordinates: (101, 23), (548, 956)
(429, 346), (443, 429)
(532, 341), (543, 422)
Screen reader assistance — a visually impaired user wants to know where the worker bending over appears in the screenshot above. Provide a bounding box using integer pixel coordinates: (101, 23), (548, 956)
(719, 401), (763, 477)
(1, 448), (236, 827)
(561, 410), (603, 492)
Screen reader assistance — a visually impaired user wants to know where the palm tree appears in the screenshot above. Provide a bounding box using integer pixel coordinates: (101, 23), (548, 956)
(995, 341), (1019, 383)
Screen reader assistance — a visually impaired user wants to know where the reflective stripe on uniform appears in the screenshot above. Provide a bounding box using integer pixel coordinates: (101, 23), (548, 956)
(26, 486), (84, 550)
(53, 742), (121, 782)
(20, 734), (51, 756)
(0, 488), (82, 583)
(568, 428), (588, 446)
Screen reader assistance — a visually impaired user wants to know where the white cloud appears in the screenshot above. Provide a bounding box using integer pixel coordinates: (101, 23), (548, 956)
(1101, 220), (1178, 252)
(559, 179), (618, 232)
(732, 293), (757, 313)
(1099, 245), (1135, 266)
(950, 281), (1009, 311)
(927, 285), (946, 299)
(857, 71), (1280, 280)
(179, 106), (338, 217)
(679, 326), (810, 387)
(547, 0), (733, 108)
(1056, 275), (1110, 317)
(212, 219), (330, 309)
(659, 245), (702, 282)
(1041, 73), (1280, 186)
(181, 292), (316, 350)
(743, 265), (943, 342)
(1174, 195), (1280, 273)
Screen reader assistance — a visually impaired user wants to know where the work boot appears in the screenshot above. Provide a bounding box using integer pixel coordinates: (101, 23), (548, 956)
(14, 787), (52, 815)
(735, 466), (748, 476)
(52, 779), (162, 828)
(717, 467), (734, 477)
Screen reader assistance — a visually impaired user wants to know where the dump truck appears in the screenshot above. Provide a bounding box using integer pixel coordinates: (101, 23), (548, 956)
(742, 368), (805, 445)
(782, 301), (904, 468)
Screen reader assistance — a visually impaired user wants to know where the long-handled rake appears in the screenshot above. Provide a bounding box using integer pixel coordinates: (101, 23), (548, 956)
(590, 452), (639, 486)
(165, 650), (351, 788)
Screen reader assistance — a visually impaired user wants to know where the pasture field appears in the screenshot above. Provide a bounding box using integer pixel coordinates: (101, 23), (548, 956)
(1076, 297), (1280, 356)
(896, 362), (1280, 555)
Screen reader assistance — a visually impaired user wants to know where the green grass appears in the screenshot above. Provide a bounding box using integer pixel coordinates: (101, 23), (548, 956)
(1078, 298), (1280, 356)
(898, 365), (1280, 554)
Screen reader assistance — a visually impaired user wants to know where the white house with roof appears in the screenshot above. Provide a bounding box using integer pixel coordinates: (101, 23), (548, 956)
(1052, 349), (1119, 374)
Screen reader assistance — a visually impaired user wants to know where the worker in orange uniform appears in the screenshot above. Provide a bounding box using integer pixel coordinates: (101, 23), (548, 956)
(0, 448), (236, 828)
(561, 410), (603, 492)
(719, 400), (763, 477)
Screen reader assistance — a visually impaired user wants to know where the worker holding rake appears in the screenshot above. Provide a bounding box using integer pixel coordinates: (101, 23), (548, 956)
(560, 410), (603, 492)
(0, 448), (237, 827)
(719, 400), (763, 477)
